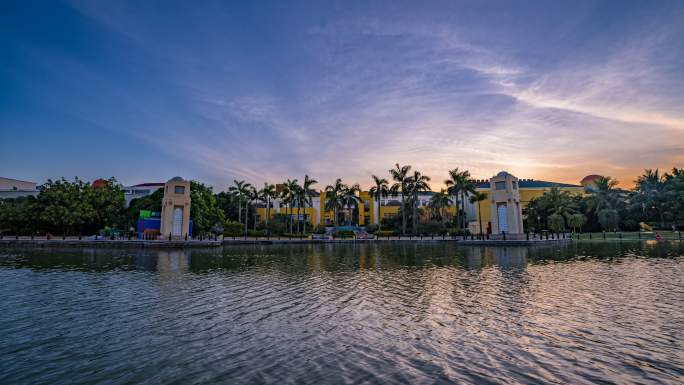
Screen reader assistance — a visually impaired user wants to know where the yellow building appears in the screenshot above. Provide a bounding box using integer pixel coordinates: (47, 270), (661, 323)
(254, 173), (583, 232)
(256, 188), (457, 228)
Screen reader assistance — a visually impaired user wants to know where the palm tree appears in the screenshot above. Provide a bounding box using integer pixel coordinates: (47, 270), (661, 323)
(282, 179), (299, 234)
(369, 175), (389, 227)
(324, 179), (346, 226)
(635, 169), (667, 228)
(389, 163), (411, 234)
(546, 187), (578, 218)
(469, 191), (488, 236)
(244, 185), (257, 236)
(301, 175), (318, 234)
(341, 183), (361, 225)
(592, 176), (619, 210)
(428, 190), (452, 222)
(451, 170), (476, 229)
(406, 170), (431, 232)
(228, 180), (251, 225)
(445, 169), (463, 228)
(259, 183), (276, 233)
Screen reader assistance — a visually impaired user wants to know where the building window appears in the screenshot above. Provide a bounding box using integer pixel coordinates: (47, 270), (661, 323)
(512, 181), (517, 189)
(174, 186), (185, 194)
(495, 181), (506, 190)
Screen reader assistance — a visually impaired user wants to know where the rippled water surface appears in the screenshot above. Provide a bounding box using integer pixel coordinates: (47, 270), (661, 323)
(1, 241), (683, 385)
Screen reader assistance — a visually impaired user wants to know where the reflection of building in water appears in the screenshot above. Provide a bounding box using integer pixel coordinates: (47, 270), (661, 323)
(462, 246), (528, 269)
(490, 247), (528, 268)
(156, 250), (190, 275)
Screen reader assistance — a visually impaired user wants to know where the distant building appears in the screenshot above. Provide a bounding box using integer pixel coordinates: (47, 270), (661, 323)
(580, 174), (604, 192)
(122, 182), (165, 207)
(0, 177), (39, 199)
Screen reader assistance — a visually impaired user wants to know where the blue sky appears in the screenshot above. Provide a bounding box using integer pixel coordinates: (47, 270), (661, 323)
(1, 0), (683, 190)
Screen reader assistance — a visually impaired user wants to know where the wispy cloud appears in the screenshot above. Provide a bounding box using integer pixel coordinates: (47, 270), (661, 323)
(5, 1), (681, 189)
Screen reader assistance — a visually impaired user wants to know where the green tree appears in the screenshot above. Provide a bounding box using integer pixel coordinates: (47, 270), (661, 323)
(243, 185), (258, 235)
(38, 178), (93, 235)
(634, 169), (668, 228)
(664, 168), (684, 226)
(548, 213), (566, 232)
(282, 179), (299, 233)
(341, 183), (361, 225)
(428, 190), (452, 222)
(190, 181), (226, 236)
(0, 196), (39, 235)
(598, 209), (620, 231)
(228, 180), (252, 224)
(301, 175), (317, 234)
(445, 168), (475, 229)
(369, 175), (389, 228)
(590, 176), (620, 211)
(258, 183), (276, 233)
(389, 163), (411, 234)
(567, 213), (586, 233)
(127, 188), (163, 224)
(324, 178), (346, 226)
(87, 178), (125, 232)
(468, 191), (488, 235)
(406, 170), (431, 232)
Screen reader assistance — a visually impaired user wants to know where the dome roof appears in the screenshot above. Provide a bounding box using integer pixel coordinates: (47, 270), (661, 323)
(168, 176), (185, 182)
(91, 178), (107, 188)
(580, 174), (603, 185)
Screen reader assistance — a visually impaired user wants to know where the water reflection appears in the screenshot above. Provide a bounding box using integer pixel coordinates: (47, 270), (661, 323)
(156, 250), (190, 275)
(0, 241), (682, 384)
(0, 241), (682, 273)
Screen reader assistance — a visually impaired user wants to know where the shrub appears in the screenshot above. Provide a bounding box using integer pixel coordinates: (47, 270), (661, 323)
(334, 230), (355, 238)
(598, 209), (620, 231)
(567, 213), (586, 232)
(365, 224), (379, 234)
(223, 221), (243, 237)
(415, 221), (446, 235)
(448, 228), (470, 236)
(548, 214), (566, 232)
(282, 233), (306, 238)
(620, 219), (639, 231)
(376, 230), (396, 237)
(246, 229), (263, 237)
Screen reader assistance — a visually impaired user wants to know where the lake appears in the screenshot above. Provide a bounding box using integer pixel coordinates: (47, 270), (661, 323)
(0, 241), (682, 384)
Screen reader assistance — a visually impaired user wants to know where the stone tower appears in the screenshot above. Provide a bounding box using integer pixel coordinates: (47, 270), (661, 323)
(489, 171), (524, 238)
(160, 177), (191, 239)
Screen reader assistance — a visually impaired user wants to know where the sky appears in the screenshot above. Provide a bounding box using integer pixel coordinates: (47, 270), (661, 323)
(1, 0), (683, 191)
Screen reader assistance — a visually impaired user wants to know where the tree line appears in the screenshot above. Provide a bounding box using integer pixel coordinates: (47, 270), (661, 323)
(526, 169), (684, 233)
(0, 178), (226, 237)
(1, 167), (682, 237)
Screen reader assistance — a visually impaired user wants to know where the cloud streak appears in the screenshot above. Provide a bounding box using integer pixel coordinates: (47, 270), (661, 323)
(2, 1), (682, 189)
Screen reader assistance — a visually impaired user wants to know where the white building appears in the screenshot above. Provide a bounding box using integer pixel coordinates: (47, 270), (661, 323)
(122, 182), (165, 207)
(0, 177), (39, 199)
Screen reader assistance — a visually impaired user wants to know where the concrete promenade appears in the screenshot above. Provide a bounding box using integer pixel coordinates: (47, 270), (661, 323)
(0, 235), (572, 248)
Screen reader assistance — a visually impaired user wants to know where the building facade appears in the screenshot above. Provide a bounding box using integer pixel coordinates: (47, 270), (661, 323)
(0, 177), (38, 199)
(255, 173), (585, 232)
